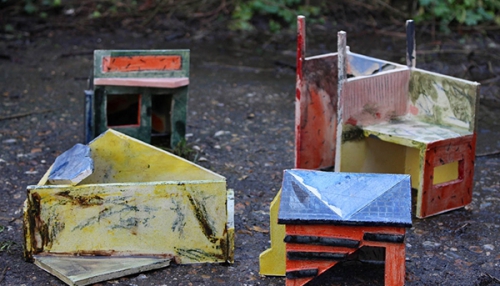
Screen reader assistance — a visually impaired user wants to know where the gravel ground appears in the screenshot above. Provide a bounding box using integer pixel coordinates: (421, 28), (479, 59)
(1, 20), (500, 285)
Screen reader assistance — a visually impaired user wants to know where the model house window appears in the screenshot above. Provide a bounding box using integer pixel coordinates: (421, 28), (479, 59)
(433, 160), (460, 185)
(106, 94), (141, 127)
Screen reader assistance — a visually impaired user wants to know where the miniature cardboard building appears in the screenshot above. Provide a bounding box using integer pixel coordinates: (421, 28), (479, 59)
(294, 17), (479, 218)
(279, 170), (411, 286)
(260, 16), (479, 278)
(85, 50), (189, 148)
(24, 130), (234, 286)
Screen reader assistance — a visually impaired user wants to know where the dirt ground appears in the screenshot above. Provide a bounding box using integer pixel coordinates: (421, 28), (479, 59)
(1, 14), (500, 286)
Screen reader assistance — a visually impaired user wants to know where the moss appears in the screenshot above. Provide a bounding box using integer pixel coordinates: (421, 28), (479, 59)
(342, 125), (365, 143)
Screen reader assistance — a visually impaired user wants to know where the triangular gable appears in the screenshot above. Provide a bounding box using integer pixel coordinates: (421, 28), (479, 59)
(350, 178), (412, 226)
(81, 129), (224, 184)
(278, 171), (342, 223)
(278, 170), (411, 226)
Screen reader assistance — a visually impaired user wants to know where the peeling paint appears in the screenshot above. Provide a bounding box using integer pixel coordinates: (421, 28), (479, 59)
(24, 130), (234, 268)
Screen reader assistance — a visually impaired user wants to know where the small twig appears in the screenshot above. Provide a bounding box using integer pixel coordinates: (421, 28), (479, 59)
(485, 272), (500, 283)
(476, 150), (500, 157)
(479, 76), (500, 85)
(141, 2), (164, 27)
(454, 222), (469, 233)
(192, 0), (228, 18)
(0, 109), (51, 121)
(0, 266), (7, 284)
(373, 0), (408, 18)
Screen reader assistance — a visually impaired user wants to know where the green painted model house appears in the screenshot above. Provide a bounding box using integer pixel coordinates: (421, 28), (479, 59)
(85, 49), (189, 148)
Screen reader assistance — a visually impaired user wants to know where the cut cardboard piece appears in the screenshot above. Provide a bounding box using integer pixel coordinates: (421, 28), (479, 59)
(34, 256), (170, 286)
(24, 130), (234, 285)
(293, 17), (479, 219)
(48, 143), (93, 185)
(259, 189), (286, 276)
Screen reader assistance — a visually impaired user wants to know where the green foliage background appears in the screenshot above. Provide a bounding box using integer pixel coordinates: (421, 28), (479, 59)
(1, 0), (500, 33)
(415, 0), (500, 32)
(230, 0), (321, 32)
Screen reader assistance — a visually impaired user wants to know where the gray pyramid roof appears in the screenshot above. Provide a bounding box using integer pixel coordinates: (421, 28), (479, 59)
(278, 169), (412, 227)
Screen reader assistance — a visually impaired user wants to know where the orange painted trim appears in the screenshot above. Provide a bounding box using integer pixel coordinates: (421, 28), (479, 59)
(94, 78), (189, 88)
(420, 133), (476, 217)
(385, 243), (406, 286)
(102, 55), (182, 72)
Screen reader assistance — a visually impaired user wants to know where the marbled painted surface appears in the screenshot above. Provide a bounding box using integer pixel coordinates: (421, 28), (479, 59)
(363, 118), (472, 145)
(296, 54), (338, 170)
(26, 181), (229, 263)
(409, 68), (479, 132)
(342, 68), (410, 126)
(25, 130), (233, 264)
(278, 170), (412, 226)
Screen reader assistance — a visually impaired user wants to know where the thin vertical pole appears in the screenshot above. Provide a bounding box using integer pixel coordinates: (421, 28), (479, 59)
(335, 31), (347, 172)
(406, 19), (415, 68)
(296, 15), (306, 99)
(295, 15), (306, 168)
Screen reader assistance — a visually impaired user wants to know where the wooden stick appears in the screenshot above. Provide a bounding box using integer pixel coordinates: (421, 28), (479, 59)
(406, 19), (415, 68)
(335, 31), (347, 172)
(0, 109), (51, 121)
(485, 272), (500, 283)
(476, 150), (500, 157)
(0, 266), (7, 284)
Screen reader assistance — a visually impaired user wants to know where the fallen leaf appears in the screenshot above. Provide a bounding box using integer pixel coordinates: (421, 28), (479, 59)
(37, 130), (52, 136)
(454, 259), (472, 268)
(237, 229), (252, 235)
(251, 226), (269, 233)
(469, 245), (483, 253)
(234, 203), (246, 213)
